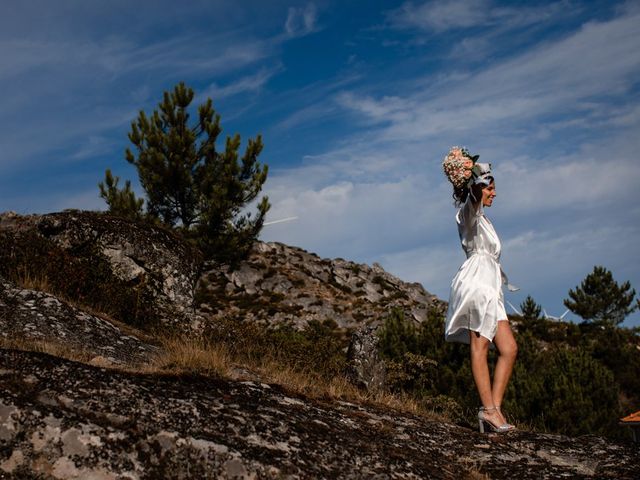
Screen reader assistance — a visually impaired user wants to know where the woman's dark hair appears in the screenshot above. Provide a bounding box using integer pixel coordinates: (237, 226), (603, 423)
(452, 177), (494, 207)
(452, 185), (469, 206)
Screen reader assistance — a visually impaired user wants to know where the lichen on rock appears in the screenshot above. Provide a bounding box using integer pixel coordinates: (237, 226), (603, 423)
(0, 210), (203, 328)
(1, 350), (639, 479)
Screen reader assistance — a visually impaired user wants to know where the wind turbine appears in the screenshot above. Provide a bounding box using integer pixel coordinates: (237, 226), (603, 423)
(542, 308), (570, 321)
(506, 300), (522, 316)
(263, 216), (298, 226)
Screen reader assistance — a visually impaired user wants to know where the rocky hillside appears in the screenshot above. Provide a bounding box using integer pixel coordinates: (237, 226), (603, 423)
(2, 349), (639, 479)
(197, 241), (444, 330)
(1, 210), (639, 479)
(0, 210), (201, 328)
(0, 210), (441, 333)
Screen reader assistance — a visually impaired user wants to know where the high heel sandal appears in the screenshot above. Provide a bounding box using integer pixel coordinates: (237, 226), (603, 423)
(495, 406), (516, 431)
(478, 406), (515, 433)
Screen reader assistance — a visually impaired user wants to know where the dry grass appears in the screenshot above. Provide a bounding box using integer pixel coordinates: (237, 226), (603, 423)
(147, 335), (232, 378)
(2, 331), (433, 419)
(256, 360), (424, 415)
(2, 281), (438, 422)
(0, 336), (95, 364)
(12, 268), (51, 292)
(459, 457), (491, 480)
(144, 333), (435, 420)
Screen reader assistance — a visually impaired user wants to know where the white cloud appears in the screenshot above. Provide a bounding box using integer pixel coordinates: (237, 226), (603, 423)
(70, 136), (117, 161)
(335, 92), (412, 124)
(390, 0), (491, 32)
(388, 0), (572, 33)
(285, 3), (318, 37)
(266, 73), (363, 132)
(378, 244), (461, 298)
(495, 154), (640, 216)
(201, 66), (281, 101)
(502, 223), (640, 302)
(260, 4), (640, 325)
(340, 7), (640, 146)
(260, 141), (455, 262)
(0, 34), (271, 82)
(0, 28), (278, 174)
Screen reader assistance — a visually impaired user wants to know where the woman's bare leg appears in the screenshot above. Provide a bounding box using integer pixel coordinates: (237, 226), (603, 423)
(492, 320), (518, 422)
(469, 331), (502, 426)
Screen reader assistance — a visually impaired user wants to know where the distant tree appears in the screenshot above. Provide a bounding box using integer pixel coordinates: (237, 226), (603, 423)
(99, 82), (270, 263)
(378, 308), (417, 360)
(507, 339), (620, 437)
(98, 169), (145, 221)
(564, 266), (637, 326)
(520, 295), (542, 321)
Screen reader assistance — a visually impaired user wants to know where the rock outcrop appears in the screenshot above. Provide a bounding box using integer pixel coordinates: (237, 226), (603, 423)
(0, 211), (202, 327)
(0, 279), (158, 366)
(197, 241), (444, 330)
(2, 349), (639, 479)
(345, 325), (386, 391)
(1, 212), (442, 333)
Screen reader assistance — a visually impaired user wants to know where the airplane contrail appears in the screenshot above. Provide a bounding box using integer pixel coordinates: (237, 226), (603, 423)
(263, 216), (298, 226)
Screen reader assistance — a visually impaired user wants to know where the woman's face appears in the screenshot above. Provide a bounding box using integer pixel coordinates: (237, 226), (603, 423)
(481, 182), (496, 207)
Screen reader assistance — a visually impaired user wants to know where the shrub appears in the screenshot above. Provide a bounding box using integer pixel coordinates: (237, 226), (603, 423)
(508, 338), (620, 436)
(377, 307), (628, 437)
(204, 317), (348, 380)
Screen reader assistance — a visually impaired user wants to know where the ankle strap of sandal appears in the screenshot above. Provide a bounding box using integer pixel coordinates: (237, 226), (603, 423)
(479, 406), (498, 412)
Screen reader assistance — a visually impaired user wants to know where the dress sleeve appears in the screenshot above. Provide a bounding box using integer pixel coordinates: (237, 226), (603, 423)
(459, 195), (483, 226)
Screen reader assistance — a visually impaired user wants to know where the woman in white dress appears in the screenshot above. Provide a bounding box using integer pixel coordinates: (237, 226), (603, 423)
(442, 147), (518, 434)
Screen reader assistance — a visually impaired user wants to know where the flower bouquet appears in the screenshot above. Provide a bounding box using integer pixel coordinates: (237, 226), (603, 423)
(442, 146), (480, 189)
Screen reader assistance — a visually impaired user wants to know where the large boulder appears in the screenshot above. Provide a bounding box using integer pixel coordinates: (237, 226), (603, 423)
(345, 325), (386, 392)
(0, 278), (158, 366)
(0, 211), (202, 327)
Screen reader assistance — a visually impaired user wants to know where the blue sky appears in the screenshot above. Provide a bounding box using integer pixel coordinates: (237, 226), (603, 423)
(1, 0), (639, 326)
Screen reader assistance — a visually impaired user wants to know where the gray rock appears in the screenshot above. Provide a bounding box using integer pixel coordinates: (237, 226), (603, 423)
(0, 278), (159, 366)
(0, 211), (203, 327)
(345, 326), (386, 392)
(197, 241), (445, 330)
(0, 210), (443, 334)
(1, 350), (639, 479)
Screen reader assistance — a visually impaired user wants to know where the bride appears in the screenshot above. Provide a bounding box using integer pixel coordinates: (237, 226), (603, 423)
(442, 147), (518, 433)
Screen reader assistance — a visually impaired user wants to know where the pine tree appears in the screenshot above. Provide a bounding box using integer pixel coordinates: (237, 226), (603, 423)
(564, 266), (637, 326)
(378, 308), (417, 359)
(98, 169), (145, 221)
(100, 82), (270, 262)
(520, 295), (542, 321)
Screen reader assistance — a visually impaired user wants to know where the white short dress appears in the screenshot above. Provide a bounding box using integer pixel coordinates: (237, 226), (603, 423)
(444, 197), (514, 344)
